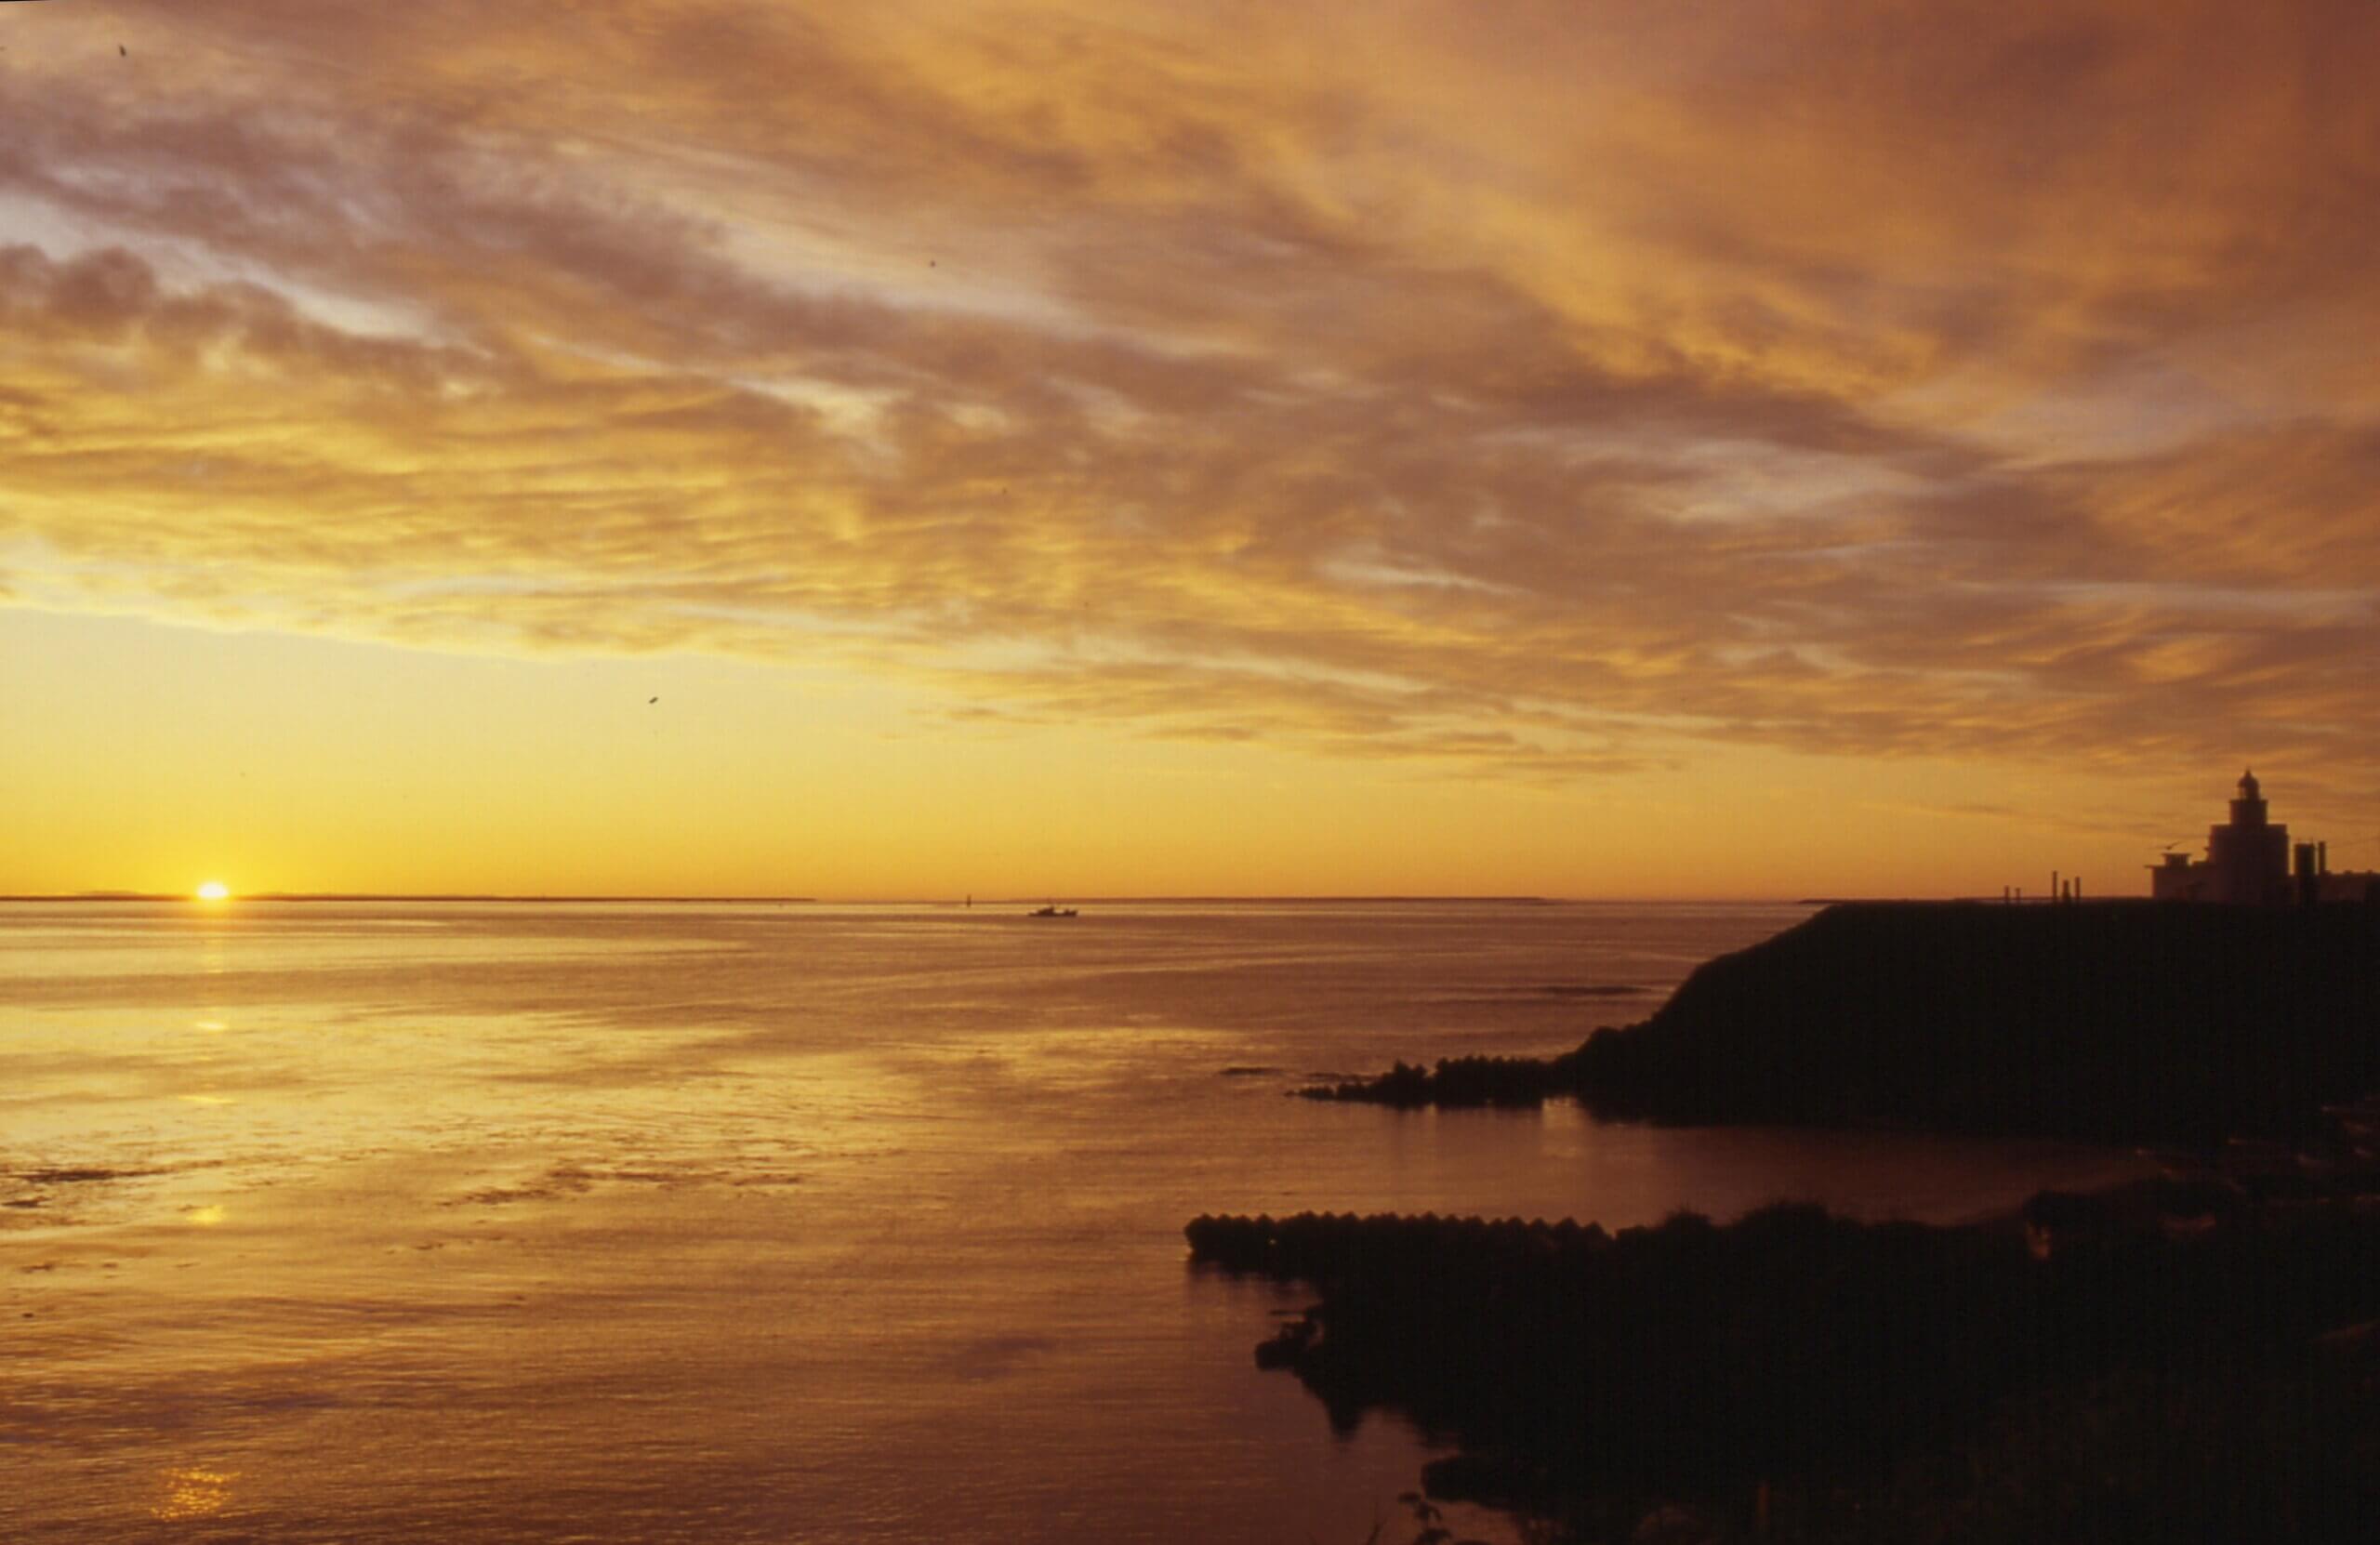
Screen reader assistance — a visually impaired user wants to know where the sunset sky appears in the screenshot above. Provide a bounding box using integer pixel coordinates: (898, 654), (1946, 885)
(4, 1), (2377, 899)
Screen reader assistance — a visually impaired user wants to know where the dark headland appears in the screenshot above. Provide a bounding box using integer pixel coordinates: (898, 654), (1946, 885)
(1300, 900), (2380, 1146)
(1203, 901), (2380, 1539)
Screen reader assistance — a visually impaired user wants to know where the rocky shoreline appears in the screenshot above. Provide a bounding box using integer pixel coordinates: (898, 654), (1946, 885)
(1252, 902), (2380, 1538)
(1189, 1171), (2380, 1540)
(1302, 902), (2380, 1147)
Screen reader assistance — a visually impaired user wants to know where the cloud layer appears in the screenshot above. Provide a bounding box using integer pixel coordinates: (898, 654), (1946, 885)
(4, 1), (2378, 799)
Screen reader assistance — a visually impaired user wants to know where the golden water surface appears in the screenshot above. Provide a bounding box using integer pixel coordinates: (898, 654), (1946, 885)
(2, 902), (2149, 1542)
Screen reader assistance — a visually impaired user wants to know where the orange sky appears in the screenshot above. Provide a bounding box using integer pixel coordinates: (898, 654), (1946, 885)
(4, 2), (2378, 898)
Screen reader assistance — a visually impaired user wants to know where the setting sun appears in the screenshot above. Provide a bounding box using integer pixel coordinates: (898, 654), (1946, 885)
(195, 881), (231, 903)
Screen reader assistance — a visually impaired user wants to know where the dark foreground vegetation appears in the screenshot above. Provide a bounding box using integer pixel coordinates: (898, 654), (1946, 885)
(1302, 902), (2380, 1145)
(1190, 1194), (2380, 1542)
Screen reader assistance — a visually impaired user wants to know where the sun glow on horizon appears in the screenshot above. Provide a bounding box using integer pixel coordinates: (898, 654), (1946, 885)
(195, 880), (231, 903)
(2, 7), (2375, 905)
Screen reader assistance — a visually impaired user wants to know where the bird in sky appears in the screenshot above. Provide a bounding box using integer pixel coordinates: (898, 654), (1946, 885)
(648, 696), (658, 705)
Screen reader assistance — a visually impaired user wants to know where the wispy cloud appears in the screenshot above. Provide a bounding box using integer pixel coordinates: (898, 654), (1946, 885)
(4, 0), (2377, 801)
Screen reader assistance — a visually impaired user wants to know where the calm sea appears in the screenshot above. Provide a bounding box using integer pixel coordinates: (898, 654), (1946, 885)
(1, 901), (2149, 1542)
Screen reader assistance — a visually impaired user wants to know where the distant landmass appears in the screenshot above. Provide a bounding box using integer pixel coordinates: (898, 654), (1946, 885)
(977, 894), (1558, 905)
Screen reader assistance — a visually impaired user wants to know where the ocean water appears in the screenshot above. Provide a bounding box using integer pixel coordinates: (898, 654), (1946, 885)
(0, 901), (2151, 1542)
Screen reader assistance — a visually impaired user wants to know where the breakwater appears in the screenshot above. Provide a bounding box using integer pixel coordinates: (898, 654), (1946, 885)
(1187, 1200), (2380, 1535)
(1303, 902), (2380, 1144)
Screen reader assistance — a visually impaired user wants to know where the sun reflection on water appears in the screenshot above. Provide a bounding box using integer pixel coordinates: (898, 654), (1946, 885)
(6, 900), (2122, 1544)
(152, 1467), (237, 1521)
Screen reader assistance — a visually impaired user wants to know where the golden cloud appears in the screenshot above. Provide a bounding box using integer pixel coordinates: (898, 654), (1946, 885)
(4, 1), (2377, 796)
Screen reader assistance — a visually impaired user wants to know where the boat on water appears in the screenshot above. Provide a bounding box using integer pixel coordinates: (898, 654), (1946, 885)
(1027, 905), (1079, 918)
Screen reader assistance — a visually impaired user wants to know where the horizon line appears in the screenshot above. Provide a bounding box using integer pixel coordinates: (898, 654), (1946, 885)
(4, 891), (1557, 905)
(0, 891), (1844, 905)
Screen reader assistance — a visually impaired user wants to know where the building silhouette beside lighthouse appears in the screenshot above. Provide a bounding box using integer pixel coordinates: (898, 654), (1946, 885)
(2151, 771), (2380, 904)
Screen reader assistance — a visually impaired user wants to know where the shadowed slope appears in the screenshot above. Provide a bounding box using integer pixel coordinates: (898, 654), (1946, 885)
(1306, 903), (2380, 1144)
